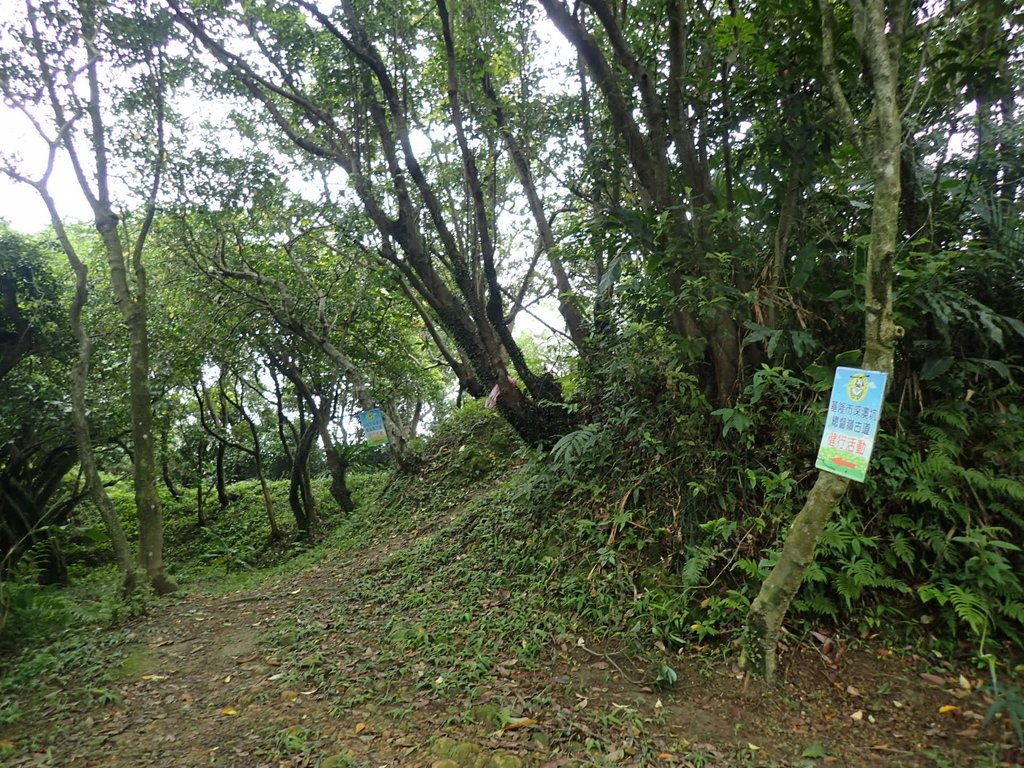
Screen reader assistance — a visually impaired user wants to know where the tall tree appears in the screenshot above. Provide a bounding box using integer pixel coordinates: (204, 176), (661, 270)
(741, 0), (908, 680)
(168, 0), (573, 445)
(0, 0), (176, 593)
(537, 0), (755, 404)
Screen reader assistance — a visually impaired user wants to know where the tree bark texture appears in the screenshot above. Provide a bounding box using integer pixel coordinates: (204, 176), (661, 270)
(742, 0), (904, 681)
(94, 214), (176, 594)
(289, 419), (319, 534)
(43, 197), (138, 596)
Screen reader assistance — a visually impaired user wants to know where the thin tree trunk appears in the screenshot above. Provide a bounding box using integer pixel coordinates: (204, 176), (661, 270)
(6, 0), (172, 593)
(160, 429), (181, 501)
(256, 467), (281, 540)
(161, 457), (181, 501)
(288, 409), (319, 535)
(41, 195), (137, 596)
(768, 159), (803, 330)
(214, 381), (232, 508)
(94, 216), (175, 594)
(196, 439), (208, 528)
(323, 444), (355, 513)
(235, 390), (282, 540)
(742, 0), (904, 681)
(214, 440), (229, 508)
(83, 7), (175, 594)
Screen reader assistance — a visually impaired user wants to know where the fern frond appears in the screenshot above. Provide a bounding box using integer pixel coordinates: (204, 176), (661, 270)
(945, 584), (991, 638)
(997, 600), (1024, 626)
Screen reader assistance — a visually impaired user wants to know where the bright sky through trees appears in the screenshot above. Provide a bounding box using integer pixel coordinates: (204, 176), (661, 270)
(0, 106), (94, 232)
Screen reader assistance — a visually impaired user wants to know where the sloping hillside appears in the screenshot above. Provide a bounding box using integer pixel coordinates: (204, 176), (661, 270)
(0, 407), (1012, 766)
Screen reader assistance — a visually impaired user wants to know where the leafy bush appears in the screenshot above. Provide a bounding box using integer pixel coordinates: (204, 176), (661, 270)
(0, 570), (74, 652)
(521, 303), (1024, 651)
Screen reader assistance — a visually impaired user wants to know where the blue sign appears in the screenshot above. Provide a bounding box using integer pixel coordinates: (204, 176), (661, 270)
(357, 408), (388, 446)
(814, 367), (888, 482)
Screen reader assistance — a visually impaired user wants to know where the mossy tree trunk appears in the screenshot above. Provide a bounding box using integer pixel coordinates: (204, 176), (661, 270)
(742, 0), (905, 681)
(94, 212), (176, 595)
(29, 184), (139, 596)
(9, 0), (178, 595)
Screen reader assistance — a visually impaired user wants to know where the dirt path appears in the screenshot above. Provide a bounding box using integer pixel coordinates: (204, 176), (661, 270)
(2, 522), (1015, 767)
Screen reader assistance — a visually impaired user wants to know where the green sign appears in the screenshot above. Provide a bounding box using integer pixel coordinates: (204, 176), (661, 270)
(815, 367), (887, 482)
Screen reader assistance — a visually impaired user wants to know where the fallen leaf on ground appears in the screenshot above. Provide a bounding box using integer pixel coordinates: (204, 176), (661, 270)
(502, 717), (538, 731)
(939, 705), (958, 714)
(801, 742), (828, 759)
(220, 706), (238, 716)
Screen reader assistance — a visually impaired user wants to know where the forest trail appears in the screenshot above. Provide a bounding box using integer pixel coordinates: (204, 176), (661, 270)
(1, 499), (1013, 768)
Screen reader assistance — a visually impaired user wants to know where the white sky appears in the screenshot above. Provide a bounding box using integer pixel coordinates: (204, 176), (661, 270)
(0, 106), (95, 233)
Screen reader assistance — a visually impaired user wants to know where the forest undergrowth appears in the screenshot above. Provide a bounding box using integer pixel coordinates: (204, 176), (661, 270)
(2, 404), (1023, 767)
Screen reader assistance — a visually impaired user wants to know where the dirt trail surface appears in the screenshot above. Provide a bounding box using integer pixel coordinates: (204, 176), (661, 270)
(1, 525), (1014, 767)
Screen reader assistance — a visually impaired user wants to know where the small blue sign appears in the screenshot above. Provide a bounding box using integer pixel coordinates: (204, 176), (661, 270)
(357, 408), (388, 446)
(814, 367), (888, 482)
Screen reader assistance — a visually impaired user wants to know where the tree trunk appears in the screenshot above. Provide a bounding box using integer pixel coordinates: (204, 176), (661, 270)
(49, 208), (138, 596)
(94, 214), (176, 595)
(214, 441), (229, 508)
(241, 401), (282, 540)
(324, 445), (355, 513)
(159, 428), (181, 501)
(5, 0), (172, 594)
(742, 0), (903, 681)
(257, 467), (282, 540)
(741, 472), (849, 680)
(213, 383), (232, 508)
(289, 416), (319, 535)
(161, 456), (181, 501)
(196, 439), (208, 528)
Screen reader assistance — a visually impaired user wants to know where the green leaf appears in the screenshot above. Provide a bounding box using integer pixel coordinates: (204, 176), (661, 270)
(921, 356), (954, 380)
(789, 243), (818, 293)
(801, 741), (829, 759)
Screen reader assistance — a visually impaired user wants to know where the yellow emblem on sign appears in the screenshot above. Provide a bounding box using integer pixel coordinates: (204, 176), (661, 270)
(847, 373), (870, 402)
